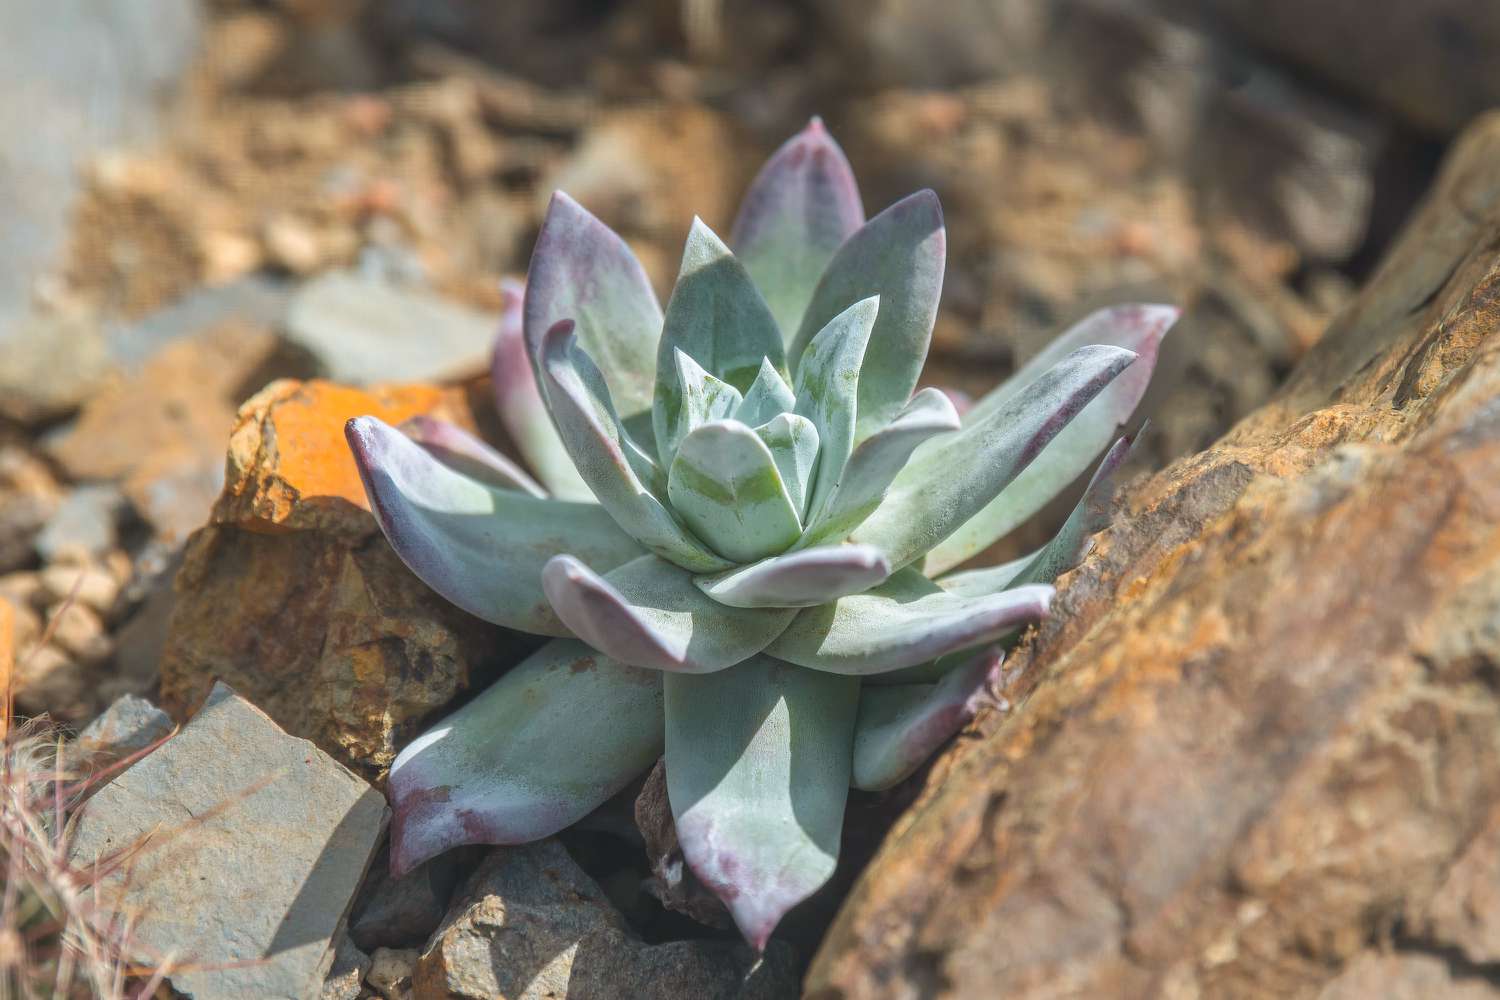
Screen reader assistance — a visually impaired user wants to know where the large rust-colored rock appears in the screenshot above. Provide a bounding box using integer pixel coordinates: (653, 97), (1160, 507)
(159, 378), (524, 780)
(809, 114), (1500, 999)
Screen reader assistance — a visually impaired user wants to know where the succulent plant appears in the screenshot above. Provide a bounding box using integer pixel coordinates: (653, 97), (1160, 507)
(345, 118), (1178, 949)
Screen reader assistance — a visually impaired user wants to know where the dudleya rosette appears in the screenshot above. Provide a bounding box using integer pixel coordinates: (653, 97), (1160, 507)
(345, 118), (1179, 949)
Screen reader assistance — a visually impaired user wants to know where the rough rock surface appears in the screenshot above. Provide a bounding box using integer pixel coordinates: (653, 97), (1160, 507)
(414, 841), (799, 1000)
(158, 378), (524, 779)
(68, 682), (388, 999)
(807, 113), (1500, 999)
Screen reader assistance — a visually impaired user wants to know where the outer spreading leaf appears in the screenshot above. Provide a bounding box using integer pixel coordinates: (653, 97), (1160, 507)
(346, 415), (643, 635)
(854, 345), (1138, 570)
(667, 420), (803, 564)
(537, 321), (731, 573)
(491, 278), (592, 500)
(798, 387), (958, 547)
(793, 297), (877, 522)
(400, 414), (546, 498)
(924, 305), (1177, 573)
(655, 349), (743, 465)
(735, 357), (798, 428)
(524, 192), (662, 418)
(852, 648), (1004, 790)
(767, 568), (1053, 675)
(666, 656), (858, 950)
(730, 117), (865, 337)
(790, 191), (945, 438)
(388, 639), (662, 875)
(695, 544), (890, 609)
(542, 554), (795, 673)
(753, 412), (820, 518)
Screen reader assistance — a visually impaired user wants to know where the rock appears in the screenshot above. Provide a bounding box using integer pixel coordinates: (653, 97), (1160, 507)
(805, 114), (1500, 999)
(321, 933), (372, 1000)
(350, 848), (470, 952)
(1205, 0), (1500, 135)
(68, 682), (388, 999)
(158, 379), (523, 779)
(414, 841), (800, 1000)
(0, 444), (63, 572)
(1409, 808), (1500, 965)
(811, 0), (1046, 87)
(69, 693), (174, 765)
(0, 0), (199, 396)
(34, 484), (125, 565)
(1317, 953), (1500, 1000)
(46, 322), (287, 542)
(633, 759), (732, 930)
(12, 643), (89, 722)
(283, 271), (500, 386)
(368, 947), (420, 1000)
(38, 561), (121, 617)
(0, 311), (113, 425)
(43, 601), (110, 667)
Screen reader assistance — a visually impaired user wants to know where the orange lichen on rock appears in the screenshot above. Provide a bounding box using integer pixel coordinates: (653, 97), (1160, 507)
(215, 378), (473, 535)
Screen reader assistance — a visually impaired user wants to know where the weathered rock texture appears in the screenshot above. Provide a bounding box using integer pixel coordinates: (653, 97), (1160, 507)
(159, 379), (524, 780)
(808, 113), (1500, 999)
(69, 682), (388, 1000)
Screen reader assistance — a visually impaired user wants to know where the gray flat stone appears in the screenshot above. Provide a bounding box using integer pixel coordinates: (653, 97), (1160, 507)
(70, 693), (174, 764)
(283, 271), (499, 385)
(69, 682), (389, 999)
(35, 483), (126, 564)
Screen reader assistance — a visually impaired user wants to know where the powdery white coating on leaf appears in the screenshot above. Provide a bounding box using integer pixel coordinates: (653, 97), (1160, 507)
(790, 190), (945, 439)
(652, 219), (786, 461)
(793, 297), (878, 524)
(854, 344), (1138, 570)
(399, 414), (547, 497)
(542, 553), (796, 673)
(767, 568), (1054, 675)
(388, 639), (663, 875)
(730, 117), (865, 339)
(537, 321), (731, 573)
(491, 277), (592, 500)
(735, 357), (798, 428)
(345, 415), (643, 636)
(654, 348), (744, 468)
(667, 420), (804, 563)
(751, 411), (821, 519)
(524, 192), (662, 418)
(665, 656), (858, 950)
(797, 386), (959, 548)
(923, 304), (1178, 574)
(851, 647), (1006, 790)
(695, 543), (890, 609)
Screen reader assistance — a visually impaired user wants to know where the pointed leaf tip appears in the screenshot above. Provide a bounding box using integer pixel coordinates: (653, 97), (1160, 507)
(731, 120), (864, 338)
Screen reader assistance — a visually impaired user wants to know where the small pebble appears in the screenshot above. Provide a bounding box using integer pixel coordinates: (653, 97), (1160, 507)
(39, 563), (121, 616)
(366, 947), (418, 1000)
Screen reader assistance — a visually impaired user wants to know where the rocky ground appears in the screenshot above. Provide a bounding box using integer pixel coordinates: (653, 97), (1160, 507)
(4, 1), (1500, 997)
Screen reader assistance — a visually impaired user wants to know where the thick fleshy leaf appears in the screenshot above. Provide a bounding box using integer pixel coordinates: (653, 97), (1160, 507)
(400, 415), (546, 498)
(852, 647), (1004, 790)
(491, 278), (592, 500)
(730, 117), (865, 337)
(666, 655), (858, 949)
(388, 639), (663, 875)
(538, 321), (731, 573)
(695, 543), (890, 609)
(794, 297), (877, 521)
(667, 421), (804, 564)
(655, 219), (785, 404)
(753, 412), (820, 517)
(655, 349), (743, 465)
(923, 305), (1177, 573)
(1009, 431), (1139, 586)
(790, 191), (945, 438)
(798, 387), (959, 547)
(524, 191), (662, 418)
(767, 568), (1053, 675)
(542, 554), (795, 673)
(735, 357), (798, 427)
(346, 415), (643, 635)
(853, 345), (1138, 570)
